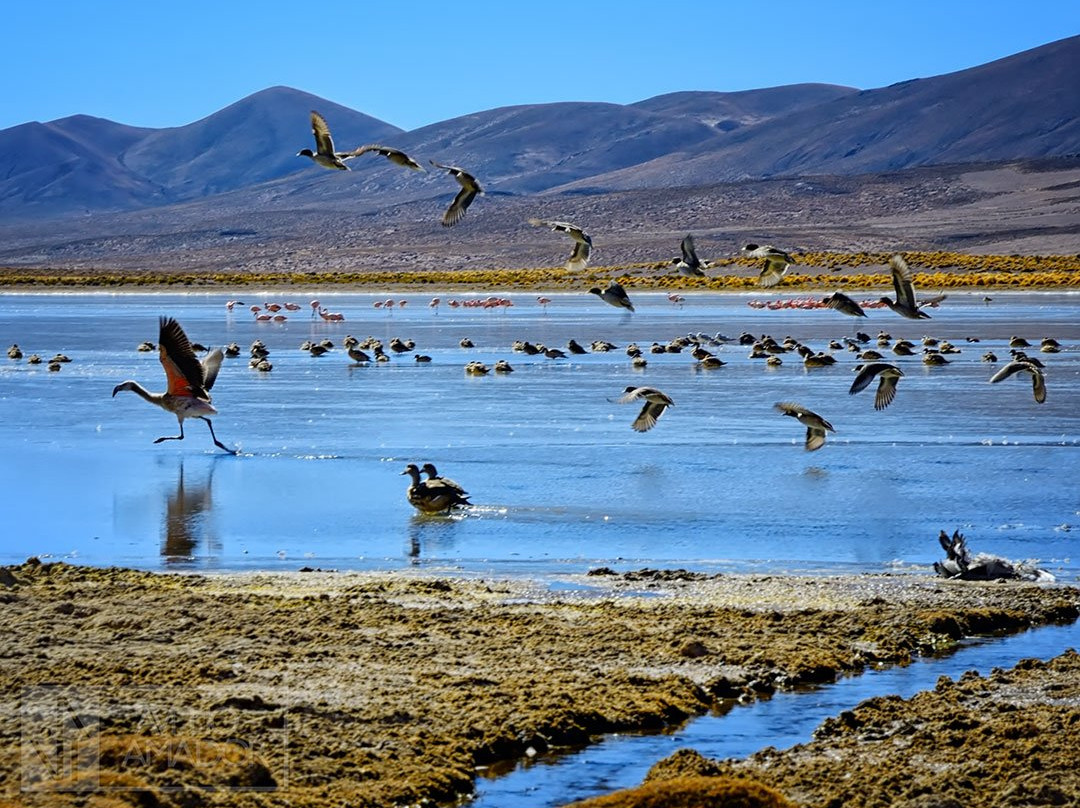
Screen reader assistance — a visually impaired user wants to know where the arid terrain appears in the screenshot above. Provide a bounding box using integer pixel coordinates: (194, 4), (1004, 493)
(1, 561), (1077, 807)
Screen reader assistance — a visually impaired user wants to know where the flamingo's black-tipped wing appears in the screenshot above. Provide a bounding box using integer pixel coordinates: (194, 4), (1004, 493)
(158, 317), (207, 398)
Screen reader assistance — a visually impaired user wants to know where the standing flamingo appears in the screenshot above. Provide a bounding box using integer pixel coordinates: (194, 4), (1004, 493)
(112, 317), (236, 454)
(429, 298), (440, 314)
(310, 300), (321, 319)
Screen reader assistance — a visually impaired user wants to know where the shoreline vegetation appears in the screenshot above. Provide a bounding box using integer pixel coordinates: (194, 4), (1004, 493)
(1, 251), (1079, 290)
(2, 561), (1078, 807)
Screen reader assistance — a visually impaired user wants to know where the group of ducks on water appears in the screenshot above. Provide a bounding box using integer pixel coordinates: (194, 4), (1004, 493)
(295, 110), (815, 285)
(6, 344), (73, 371)
(100, 300), (1062, 517)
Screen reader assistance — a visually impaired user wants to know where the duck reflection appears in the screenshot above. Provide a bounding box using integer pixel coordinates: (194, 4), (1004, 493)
(162, 461), (220, 563)
(406, 513), (463, 562)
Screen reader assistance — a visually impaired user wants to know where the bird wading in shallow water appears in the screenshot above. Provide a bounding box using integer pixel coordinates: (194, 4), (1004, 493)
(430, 160), (483, 226)
(112, 317), (236, 454)
(616, 386), (674, 432)
(529, 218), (593, 271)
(775, 401), (835, 451)
(588, 281), (634, 312)
(297, 110), (357, 171)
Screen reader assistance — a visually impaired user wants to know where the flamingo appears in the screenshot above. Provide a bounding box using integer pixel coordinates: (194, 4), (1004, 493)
(537, 296), (551, 312)
(319, 308), (345, 322)
(310, 300), (321, 319)
(283, 302), (301, 312)
(429, 297), (440, 314)
(112, 317), (236, 454)
(264, 303), (282, 313)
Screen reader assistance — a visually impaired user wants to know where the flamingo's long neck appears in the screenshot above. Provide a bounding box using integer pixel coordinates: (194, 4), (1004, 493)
(115, 381), (166, 407)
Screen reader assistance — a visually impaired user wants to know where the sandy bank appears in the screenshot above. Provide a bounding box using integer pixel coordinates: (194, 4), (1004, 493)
(1, 561), (1077, 807)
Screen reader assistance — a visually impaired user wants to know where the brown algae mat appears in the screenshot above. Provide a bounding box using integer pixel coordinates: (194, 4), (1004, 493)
(1, 561), (1077, 807)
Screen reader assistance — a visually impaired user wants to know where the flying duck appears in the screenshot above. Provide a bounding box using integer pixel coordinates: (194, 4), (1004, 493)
(672, 234), (708, 277)
(990, 359), (1046, 403)
(297, 111), (356, 171)
(775, 401), (835, 451)
(849, 362), (904, 410)
(528, 218), (593, 271)
(742, 244), (796, 287)
(430, 160), (483, 226)
(880, 255), (930, 320)
(822, 291), (867, 318)
(617, 386), (675, 432)
(350, 144), (425, 171)
(588, 281), (634, 312)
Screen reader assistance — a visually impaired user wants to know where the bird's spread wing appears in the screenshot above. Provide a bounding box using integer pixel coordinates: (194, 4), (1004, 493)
(875, 375), (899, 410)
(567, 239), (591, 271)
(442, 187), (478, 226)
(889, 255), (917, 308)
(848, 363), (882, 395)
(632, 402), (668, 432)
(201, 348), (224, 393)
(1031, 368), (1047, 403)
(310, 111), (335, 156)
(158, 316), (206, 398)
(989, 360), (1028, 384)
(680, 235), (697, 264)
(805, 427), (827, 452)
(758, 261), (786, 287)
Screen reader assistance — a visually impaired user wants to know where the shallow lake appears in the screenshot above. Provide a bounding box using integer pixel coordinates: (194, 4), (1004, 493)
(1, 290), (1077, 578)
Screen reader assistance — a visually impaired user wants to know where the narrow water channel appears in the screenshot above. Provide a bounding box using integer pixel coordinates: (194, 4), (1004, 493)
(469, 620), (1080, 807)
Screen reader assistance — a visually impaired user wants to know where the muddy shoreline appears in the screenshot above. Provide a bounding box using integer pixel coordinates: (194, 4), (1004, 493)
(2, 562), (1077, 807)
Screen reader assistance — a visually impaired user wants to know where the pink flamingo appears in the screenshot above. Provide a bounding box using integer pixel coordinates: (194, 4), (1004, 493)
(264, 302), (282, 313)
(225, 299), (244, 311)
(537, 296), (551, 312)
(319, 307), (345, 322)
(448, 299), (460, 308)
(272, 314), (288, 322)
(310, 300), (321, 319)
(284, 302), (301, 311)
(429, 297), (440, 314)
(399, 300), (408, 308)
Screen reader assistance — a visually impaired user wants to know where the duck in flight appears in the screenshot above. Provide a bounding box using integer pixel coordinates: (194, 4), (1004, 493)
(297, 111), (356, 171)
(822, 291), (867, 318)
(742, 243), (796, 287)
(775, 401), (835, 451)
(528, 218), (592, 271)
(672, 234), (708, 277)
(588, 281), (634, 312)
(112, 317), (236, 454)
(430, 160), (483, 226)
(880, 255), (931, 320)
(848, 362), (904, 410)
(989, 358), (1046, 403)
(616, 386), (675, 432)
(351, 144), (425, 172)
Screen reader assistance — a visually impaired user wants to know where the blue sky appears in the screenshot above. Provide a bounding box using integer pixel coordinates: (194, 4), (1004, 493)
(4, 1), (1078, 132)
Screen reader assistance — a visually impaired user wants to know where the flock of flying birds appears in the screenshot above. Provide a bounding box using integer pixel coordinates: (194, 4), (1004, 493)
(102, 110), (1060, 514)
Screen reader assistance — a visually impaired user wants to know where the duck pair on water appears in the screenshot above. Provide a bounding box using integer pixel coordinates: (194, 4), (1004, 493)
(401, 463), (471, 514)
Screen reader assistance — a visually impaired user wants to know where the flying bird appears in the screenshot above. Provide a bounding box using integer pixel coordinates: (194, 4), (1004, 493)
(880, 255), (930, 320)
(742, 244), (796, 287)
(989, 359), (1046, 403)
(672, 234), (708, 277)
(528, 218), (593, 270)
(822, 291), (867, 318)
(617, 386), (675, 432)
(849, 362), (904, 410)
(775, 401), (835, 451)
(401, 463), (471, 513)
(588, 281), (634, 312)
(350, 144), (425, 172)
(112, 317), (236, 454)
(297, 111), (356, 171)
(430, 160), (483, 226)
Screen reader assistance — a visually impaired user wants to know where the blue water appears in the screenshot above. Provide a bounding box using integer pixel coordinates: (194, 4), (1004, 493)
(0, 290), (1077, 576)
(471, 619), (1080, 807)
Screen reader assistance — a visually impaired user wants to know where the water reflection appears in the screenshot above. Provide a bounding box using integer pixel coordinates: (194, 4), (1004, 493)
(406, 513), (464, 562)
(161, 462), (220, 563)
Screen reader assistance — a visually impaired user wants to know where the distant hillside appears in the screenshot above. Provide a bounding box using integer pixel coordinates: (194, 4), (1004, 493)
(0, 36), (1078, 223)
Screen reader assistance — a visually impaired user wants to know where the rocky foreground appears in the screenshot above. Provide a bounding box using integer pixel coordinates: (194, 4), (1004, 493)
(0, 561), (1077, 807)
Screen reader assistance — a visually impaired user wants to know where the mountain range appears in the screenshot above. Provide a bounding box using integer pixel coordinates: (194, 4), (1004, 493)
(1, 35), (1078, 269)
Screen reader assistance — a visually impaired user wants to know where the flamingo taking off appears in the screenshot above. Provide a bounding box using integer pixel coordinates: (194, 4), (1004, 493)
(112, 317), (236, 454)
